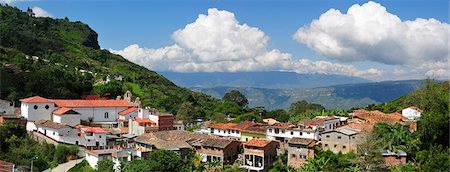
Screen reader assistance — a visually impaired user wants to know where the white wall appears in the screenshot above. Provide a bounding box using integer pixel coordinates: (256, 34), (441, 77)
(53, 114), (80, 126)
(71, 107), (127, 122)
(0, 100), (14, 115)
(402, 108), (421, 120)
(21, 102), (55, 121)
(26, 122), (37, 131)
(266, 128), (319, 140)
(149, 114), (159, 125)
(209, 128), (241, 138)
(138, 108), (149, 119)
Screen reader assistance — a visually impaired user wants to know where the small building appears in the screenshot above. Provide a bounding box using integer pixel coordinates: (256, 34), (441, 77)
(382, 149), (407, 166)
(80, 127), (107, 148)
(208, 123), (240, 138)
(320, 128), (363, 154)
(52, 107), (80, 127)
(263, 118), (279, 125)
(401, 106), (422, 121)
(240, 125), (268, 142)
(0, 114), (26, 125)
(287, 138), (316, 168)
(266, 123), (319, 144)
(197, 138), (242, 165)
(173, 120), (185, 130)
(35, 119), (81, 145)
(149, 112), (175, 131)
(241, 139), (279, 172)
(85, 148), (121, 170)
(0, 99), (15, 115)
(128, 118), (158, 135)
(297, 116), (341, 132)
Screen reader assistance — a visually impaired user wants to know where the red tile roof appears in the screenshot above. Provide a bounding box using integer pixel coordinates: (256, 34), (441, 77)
(81, 127), (106, 133)
(52, 99), (136, 107)
(19, 96), (51, 103)
(244, 139), (274, 148)
(297, 116), (336, 126)
(53, 107), (79, 115)
(210, 123), (238, 130)
(353, 110), (406, 125)
(134, 118), (156, 124)
(119, 107), (138, 115)
(231, 121), (256, 130)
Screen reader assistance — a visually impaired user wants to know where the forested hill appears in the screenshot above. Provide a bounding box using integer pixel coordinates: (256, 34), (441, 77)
(0, 5), (219, 116)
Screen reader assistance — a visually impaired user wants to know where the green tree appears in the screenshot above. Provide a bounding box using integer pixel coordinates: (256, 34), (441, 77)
(96, 159), (115, 172)
(145, 149), (182, 171)
(177, 101), (196, 124)
(223, 90), (248, 108)
(213, 101), (242, 118)
(355, 133), (386, 171)
(288, 100), (325, 115)
(265, 109), (290, 122)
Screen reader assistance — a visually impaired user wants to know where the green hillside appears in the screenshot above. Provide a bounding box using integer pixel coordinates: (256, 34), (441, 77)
(0, 5), (219, 116)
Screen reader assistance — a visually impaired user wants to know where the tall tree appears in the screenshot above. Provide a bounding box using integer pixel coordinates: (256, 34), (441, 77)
(96, 159), (115, 172)
(222, 90), (248, 108)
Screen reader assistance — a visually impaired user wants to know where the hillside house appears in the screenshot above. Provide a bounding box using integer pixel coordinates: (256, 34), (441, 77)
(266, 122), (319, 143)
(320, 127), (364, 154)
(287, 138), (316, 168)
(401, 106), (422, 121)
(241, 139), (279, 172)
(197, 138), (242, 165)
(382, 149), (407, 166)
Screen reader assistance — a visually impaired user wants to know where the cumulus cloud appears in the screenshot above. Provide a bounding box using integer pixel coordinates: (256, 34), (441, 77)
(31, 7), (53, 18)
(294, 1), (449, 66)
(111, 8), (382, 79)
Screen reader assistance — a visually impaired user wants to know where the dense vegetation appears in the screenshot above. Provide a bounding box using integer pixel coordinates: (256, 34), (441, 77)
(0, 122), (79, 171)
(0, 4), (219, 119)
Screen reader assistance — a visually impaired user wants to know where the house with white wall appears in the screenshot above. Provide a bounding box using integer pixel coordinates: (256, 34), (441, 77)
(401, 106), (422, 121)
(52, 107), (81, 127)
(266, 123), (320, 143)
(0, 99), (15, 115)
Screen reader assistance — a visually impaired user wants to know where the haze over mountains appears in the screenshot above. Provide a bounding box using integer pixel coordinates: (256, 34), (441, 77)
(190, 80), (424, 110)
(160, 71), (370, 89)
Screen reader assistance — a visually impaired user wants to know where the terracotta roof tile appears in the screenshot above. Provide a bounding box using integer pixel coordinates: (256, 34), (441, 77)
(244, 139), (275, 148)
(269, 122), (294, 129)
(288, 138), (316, 146)
(297, 116), (336, 126)
(353, 110), (406, 125)
(201, 138), (236, 148)
(35, 120), (71, 129)
(53, 107), (79, 115)
(81, 127), (106, 133)
(134, 118), (156, 124)
(119, 107), (138, 115)
(231, 121), (256, 130)
(210, 123), (238, 130)
(20, 96), (51, 103)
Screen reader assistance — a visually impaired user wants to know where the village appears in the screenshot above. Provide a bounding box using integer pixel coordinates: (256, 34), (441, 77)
(0, 90), (422, 172)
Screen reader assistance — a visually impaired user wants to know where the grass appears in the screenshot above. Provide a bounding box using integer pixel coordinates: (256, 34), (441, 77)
(67, 160), (95, 172)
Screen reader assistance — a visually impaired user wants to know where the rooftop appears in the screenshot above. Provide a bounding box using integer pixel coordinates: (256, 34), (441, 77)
(269, 122), (294, 129)
(231, 121), (256, 130)
(210, 123), (238, 130)
(53, 99), (136, 108)
(201, 138), (236, 149)
(353, 110), (407, 124)
(53, 107), (79, 115)
(20, 96), (51, 103)
(288, 137), (316, 146)
(244, 139), (276, 148)
(81, 127), (106, 133)
(35, 120), (71, 129)
(382, 149), (407, 156)
(118, 107), (138, 115)
(134, 118), (156, 124)
(297, 116), (337, 126)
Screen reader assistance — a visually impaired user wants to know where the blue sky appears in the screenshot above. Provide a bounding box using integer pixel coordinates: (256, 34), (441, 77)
(7, 0), (450, 81)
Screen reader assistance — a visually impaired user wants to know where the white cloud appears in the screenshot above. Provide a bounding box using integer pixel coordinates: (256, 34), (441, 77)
(293, 1), (449, 80)
(32, 7), (53, 18)
(111, 8), (382, 79)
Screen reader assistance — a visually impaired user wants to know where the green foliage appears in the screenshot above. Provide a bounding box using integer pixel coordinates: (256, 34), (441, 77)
(288, 100), (325, 115)
(177, 101), (196, 123)
(223, 90), (248, 108)
(68, 160), (95, 172)
(264, 109), (290, 122)
(233, 112), (263, 123)
(299, 148), (357, 172)
(96, 159), (115, 172)
(373, 123), (421, 156)
(213, 101), (242, 118)
(414, 145), (450, 172)
(123, 149), (182, 172)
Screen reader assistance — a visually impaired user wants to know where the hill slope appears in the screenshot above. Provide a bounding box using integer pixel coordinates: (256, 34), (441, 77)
(0, 5), (219, 116)
(192, 80), (423, 110)
(160, 71), (370, 89)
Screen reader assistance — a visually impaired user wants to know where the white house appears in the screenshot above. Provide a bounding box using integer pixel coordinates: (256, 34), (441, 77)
(0, 99), (15, 115)
(52, 107), (80, 127)
(266, 123), (320, 143)
(296, 116), (342, 132)
(207, 121), (256, 138)
(80, 127), (107, 147)
(20, 96), (137, 131)
(402, 106), (422, 121)
(35, 120), (81, 145)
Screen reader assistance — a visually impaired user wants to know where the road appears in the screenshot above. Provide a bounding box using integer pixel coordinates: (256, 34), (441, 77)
(43, 158), (84, 172)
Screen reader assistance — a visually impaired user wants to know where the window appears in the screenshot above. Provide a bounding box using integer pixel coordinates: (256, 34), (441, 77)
(9, 102), (13, 106)
(352, 136), (356, 139)
(281, 130), (285, 134)
(291, 131), (294, 135)
(53, 131), (55, 135)
(334, 144), (337, 148)
(299, 132), (303, 136)
(104, 112), (109, 118)
(99, 135), (102, 138)
(34, 105), (38, 110)
(343, 146), (346, 149)
(291, 154), (296, 158)
(337, 136), (342, 139)
(324, 144), (328, 147)
(326, 135), (330, 138)
(246, 138), (248, 141)
(269, 129), (272, 133)
(45, 105), (49, 109)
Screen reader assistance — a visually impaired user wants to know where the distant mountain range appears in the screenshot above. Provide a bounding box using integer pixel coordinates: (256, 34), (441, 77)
(191, 80), (424, 110)
(160, 71), (371, 89)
